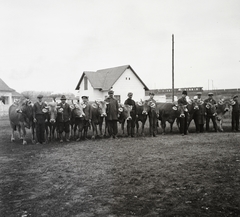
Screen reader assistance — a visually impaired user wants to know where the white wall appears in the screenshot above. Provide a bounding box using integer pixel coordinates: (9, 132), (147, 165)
(112, 68), (146, 103)
(77, 77), (104, 101)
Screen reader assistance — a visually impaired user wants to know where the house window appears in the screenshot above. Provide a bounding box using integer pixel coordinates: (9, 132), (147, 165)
(84, 77), (88, 90)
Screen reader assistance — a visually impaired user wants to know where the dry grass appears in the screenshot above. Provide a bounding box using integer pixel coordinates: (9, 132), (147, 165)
(0, 115), (240, 216)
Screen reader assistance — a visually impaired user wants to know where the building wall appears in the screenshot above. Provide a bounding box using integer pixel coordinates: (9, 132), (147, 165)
(77, 76), (105, 102)
(111, 68), (146, 103)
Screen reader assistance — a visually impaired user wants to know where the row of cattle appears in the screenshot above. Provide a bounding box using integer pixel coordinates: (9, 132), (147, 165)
(8, 97), (233, 145)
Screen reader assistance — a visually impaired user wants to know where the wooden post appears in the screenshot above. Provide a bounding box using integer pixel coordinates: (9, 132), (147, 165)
(172, 34), (174, 102)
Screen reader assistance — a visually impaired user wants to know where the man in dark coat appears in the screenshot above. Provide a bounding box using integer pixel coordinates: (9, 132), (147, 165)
(145, 92), (158, 137)
(124, 92), (136, 137)
(57, 95), (71, 142)
(33, 94), (48, 144)
(81, 96), (92, 139)
(204, 92), (217, 132)
(231, 95), (240, 132)
(105, 90), (119, 138)
(178, 90), (188, 136)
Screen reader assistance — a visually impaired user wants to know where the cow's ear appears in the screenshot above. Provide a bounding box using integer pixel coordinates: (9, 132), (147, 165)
(118, 107), (123, 112)
(105, 102), (109, 105)
(206, 104), (210, 109)
(218, 100), (224, 105)
(137, 101), (143, 106)
(92, 103), (98, 108)
(172, 106), (177, 110)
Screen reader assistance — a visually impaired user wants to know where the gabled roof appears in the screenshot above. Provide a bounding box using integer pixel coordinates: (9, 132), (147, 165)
(75, 65), (149, 91)
(0, 78), (15, 92)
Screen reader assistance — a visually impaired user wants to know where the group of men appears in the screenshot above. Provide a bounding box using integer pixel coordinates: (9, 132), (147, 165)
(177, 90), (239, 135)
(32, 89), (240, 144)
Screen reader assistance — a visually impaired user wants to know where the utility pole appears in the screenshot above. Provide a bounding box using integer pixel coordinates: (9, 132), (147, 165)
(172, 34), (174, 102)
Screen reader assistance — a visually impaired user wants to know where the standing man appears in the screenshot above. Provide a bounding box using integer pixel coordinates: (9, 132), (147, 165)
(105, 90), (119, 139)
(81, 96), (92, 139)
(178, 90), (188, 136)
(146, 92), (157, 137)
(124, 92), (136, 137)
(204, 92), (218, 132)
(33, 94), (48, 144)
(196, 92), (205, 133)
(57, 95), (71, 142)
(231, 95), (239, 132)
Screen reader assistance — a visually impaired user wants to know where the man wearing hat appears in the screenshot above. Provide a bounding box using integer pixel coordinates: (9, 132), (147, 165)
(80, 96), (92, 139)
(33, 94), (48, 144)
(231, 95), (239, 132)
(124, 92), (136, 137)
(145, 92), (158, 137)
(204, 92), (217, 132)
(57, 95), (71, 142)
(177, 90), (189, 136)
(105, 90), (119, 138)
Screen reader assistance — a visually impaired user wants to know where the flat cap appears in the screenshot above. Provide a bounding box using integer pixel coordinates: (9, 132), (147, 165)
(81, 96), (89, 99)
(182, 90), (187, 95)
(208, 92), (214, 96)
(60, 95), (67, 100)
(37, 94), (43, 98)
(196, 92), (202, 95)
(149, 92), (155, 96)
(108, 90), (114, 94)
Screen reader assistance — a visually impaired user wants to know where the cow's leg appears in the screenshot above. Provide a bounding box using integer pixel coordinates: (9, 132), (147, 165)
(20, 124), (27, 145)
(219, 119), (223, 132)
(91, 122), (97, 139)
(141, 120), (146, 136)
(161, 121), (166, 135)
(136, 120), (139, 136)
(11, 127), (15, 142)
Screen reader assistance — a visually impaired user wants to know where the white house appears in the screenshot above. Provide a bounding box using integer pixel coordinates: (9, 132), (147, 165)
(75, 65), (149, 103)
(0, 78), (22, 116)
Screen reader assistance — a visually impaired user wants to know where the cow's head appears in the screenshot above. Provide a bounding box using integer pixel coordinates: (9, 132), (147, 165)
(218, 99), (230, 112)
(95, 100), (108, 117)
(177, 104), (188, 118)
(141, 100), (153, 115)
(17, 98), (34, 128)
(47, 102), (58, 123)
(118, 104), (132, 121)
(71, 103), (85, 119)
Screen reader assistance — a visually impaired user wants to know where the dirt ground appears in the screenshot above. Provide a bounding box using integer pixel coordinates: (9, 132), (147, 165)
(0, 116), (240, 217)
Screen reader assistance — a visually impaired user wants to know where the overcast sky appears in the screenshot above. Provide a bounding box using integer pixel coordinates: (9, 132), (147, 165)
(0, 0), (240, 94)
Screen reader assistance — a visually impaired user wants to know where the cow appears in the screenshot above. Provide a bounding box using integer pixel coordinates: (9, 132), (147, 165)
(205, 102), (218, 132)
(9, 98), (35, 145)
(157, 102), (179, 134)
(135, 101), (149, 136)
(90, 100), (108, 139)
(69, 103), (85, 141)
(141, 100), (158, 137)
(215, 99), (231, 131)
(187, 99), (206, 132)
(45, 102), (58, 142)
(117, 104), (132, 136)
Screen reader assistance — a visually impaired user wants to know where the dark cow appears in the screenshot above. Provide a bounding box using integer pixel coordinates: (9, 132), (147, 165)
(135, 101), (148, 136)
(90, 100), (108, 139)
(205, 102), (218, 132)
(9, 98), (35, 145)
(157, 102), (179, 134)
(117, 104), (132, 136)
(69, 103), (85, 141)
(216, 99), (231, 131)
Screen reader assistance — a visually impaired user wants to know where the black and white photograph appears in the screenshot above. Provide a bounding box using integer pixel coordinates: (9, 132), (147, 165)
(0, 0), (240, 216)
